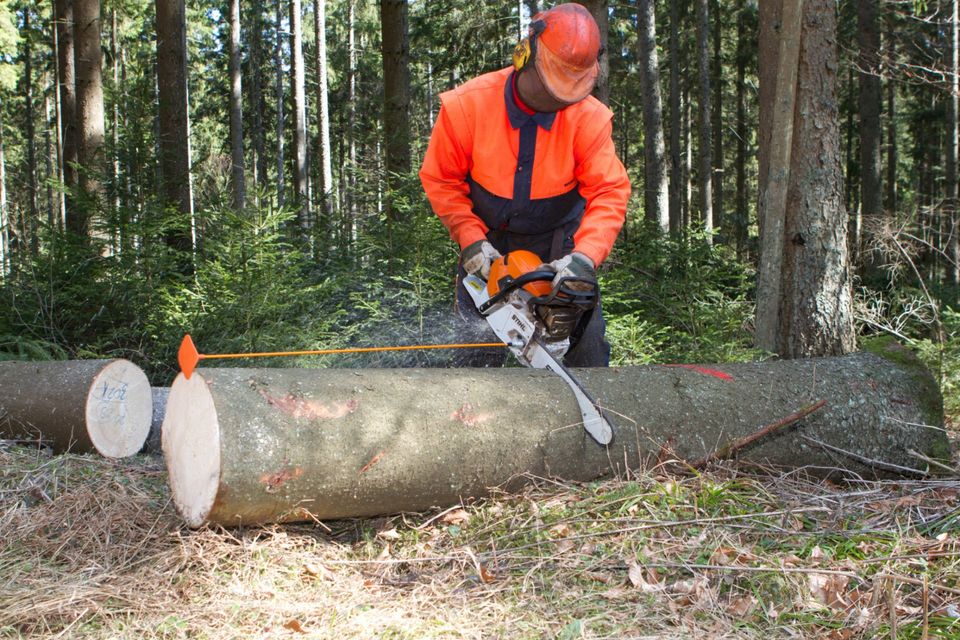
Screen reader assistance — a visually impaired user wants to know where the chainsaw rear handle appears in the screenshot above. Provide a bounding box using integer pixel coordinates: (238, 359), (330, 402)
(479, 270), (598, 314)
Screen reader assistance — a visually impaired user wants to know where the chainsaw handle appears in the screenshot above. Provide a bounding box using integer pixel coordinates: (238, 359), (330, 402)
(479, 269), (557, 313)
(479, 270), (598, 314)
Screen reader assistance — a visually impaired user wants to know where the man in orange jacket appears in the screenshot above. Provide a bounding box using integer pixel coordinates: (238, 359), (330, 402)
(419, 3), (631, 367)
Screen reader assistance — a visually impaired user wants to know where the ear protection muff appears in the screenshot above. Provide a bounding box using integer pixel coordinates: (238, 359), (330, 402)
(513, 19), (546, 72)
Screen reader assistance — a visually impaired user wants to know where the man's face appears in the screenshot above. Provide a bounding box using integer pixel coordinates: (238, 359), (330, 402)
(516, 66), (580, 113)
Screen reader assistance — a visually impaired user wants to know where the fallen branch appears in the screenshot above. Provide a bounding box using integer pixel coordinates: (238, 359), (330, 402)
(799, 435), (928, 477)
(689, 400), (828, 469)
(907, 448), (958, 475)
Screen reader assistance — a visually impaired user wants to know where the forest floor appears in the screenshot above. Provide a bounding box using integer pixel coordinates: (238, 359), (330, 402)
(1, 436), (959, 639)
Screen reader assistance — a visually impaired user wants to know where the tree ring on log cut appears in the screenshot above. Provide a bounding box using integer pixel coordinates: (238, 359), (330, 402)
(85, 359), (153, 457)
(162, 372), (221, 527)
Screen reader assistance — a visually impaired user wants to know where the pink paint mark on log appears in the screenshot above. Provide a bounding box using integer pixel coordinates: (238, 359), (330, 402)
(450, 403), (491, 427)
(260, 466), (304, 493)
(258, 389), (359, 420)
(359, 452), (384, 474)
(663, 364), (734, 381)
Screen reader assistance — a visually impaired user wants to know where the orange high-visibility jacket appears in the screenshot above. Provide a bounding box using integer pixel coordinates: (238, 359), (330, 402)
(419, 67), (631, 266)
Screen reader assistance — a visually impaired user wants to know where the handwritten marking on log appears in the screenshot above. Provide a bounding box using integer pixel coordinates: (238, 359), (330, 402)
(663, 364), (734, 381)
(260, 466), (304, 493)
(257, 389), (358, 420)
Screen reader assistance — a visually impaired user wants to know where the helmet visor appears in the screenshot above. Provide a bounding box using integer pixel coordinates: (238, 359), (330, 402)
(533, 35), (599, 104)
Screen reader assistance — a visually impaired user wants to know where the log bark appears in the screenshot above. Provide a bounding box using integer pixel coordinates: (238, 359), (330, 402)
(142, 386), (169, 454)
(0, 359), (152, 457)
(162, 346), (948, 527)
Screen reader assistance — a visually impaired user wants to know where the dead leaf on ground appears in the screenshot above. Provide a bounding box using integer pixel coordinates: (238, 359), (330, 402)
(283, 619), (307, 633)
(377, 528), (401, 541)
(440, 509), (470, 525)
(549, 523), (573, 538)
(302, 562), (334, 580)
(726, 595), (757, 617)
(627, 560), (663, 593)
(807, 572), (851, 610)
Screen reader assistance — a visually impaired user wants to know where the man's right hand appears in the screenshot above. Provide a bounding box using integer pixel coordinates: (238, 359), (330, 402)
(461, 240), (501, 279)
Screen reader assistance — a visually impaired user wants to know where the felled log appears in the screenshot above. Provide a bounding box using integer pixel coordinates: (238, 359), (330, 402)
(140, 387), (169, 454)
(162, 344), (949, 527)
(0, 359), (152, 457)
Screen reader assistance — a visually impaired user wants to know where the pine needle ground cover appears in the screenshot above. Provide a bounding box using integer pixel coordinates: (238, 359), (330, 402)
(1, 443), (958, 639)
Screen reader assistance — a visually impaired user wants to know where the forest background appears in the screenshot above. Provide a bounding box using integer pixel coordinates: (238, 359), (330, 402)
(0, 0), (955, 403)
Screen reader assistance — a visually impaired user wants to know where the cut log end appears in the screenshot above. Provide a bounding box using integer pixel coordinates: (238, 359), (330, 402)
(162, 372), (221, 527)
(85, 359), (153, 458)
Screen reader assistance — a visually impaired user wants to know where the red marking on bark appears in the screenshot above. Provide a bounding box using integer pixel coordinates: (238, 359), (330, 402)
(891, 398), (914, 406)
(258, 389), (358, 420)
(866, 379), (879, 391)
(450, 403), (491, 427)
(260, 466), (304, 493)
(663, 364), (734, 381)
(359, 452), (384, 474)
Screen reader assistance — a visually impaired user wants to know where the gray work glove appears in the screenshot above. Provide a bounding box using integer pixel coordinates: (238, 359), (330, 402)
(545, 252), (596, 290)
(461, 240), (502, 279)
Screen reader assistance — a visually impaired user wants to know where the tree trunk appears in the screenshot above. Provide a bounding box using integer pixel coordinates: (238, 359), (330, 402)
(23, 8), (38, 254)
(344, 0), (357, 252)
(314, 0), (334, 232)
(637, 0), (669, 232)
(57, 0), (80, 230)
(250, 5), (266, 202)
(581, 0), (609, 105)
(290, 0), (309, 232)
(163, 346), (947, 527)
(758, 0), (855, 358)
(228, 0), (245, 211)
(859, 0), (883, 278)
(74, 0), (105, 233)
(380, 0), (411, 223)
(156, 0), (194, 253)
(275, 0), (285, 209)
(0, 359), (152, 458)
(0, 93), (7, 277)
(950, 0), (960, 287)
(735, 0), (748, 258)
(44, 88), (55, 231)
(668, 0), (682, 234)
(110, 8), (120, 237)
(696, 0), (713, 242)
(711, 0), (724, 240)
(884, 34), (897, 214)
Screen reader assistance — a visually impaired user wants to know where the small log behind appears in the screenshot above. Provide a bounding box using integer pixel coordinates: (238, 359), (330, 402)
(0, 359), (152, 457)
(141, 387), (169, 454)
(162, 347), (948, 527)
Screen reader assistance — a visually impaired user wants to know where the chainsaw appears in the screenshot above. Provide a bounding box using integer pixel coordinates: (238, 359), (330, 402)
(462, 250), (614, 445)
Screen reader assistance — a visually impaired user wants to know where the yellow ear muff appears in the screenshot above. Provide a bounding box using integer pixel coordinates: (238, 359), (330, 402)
(513, 38), (532, 71)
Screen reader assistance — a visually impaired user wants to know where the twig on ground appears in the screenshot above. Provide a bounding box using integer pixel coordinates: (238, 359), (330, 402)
(689, 400), (827, 469)
(907, 449), (958, 475)
(799, 435), (929, 477)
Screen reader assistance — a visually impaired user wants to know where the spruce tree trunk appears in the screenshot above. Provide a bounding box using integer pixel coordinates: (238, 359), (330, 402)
(668, 0), (682, 234)
(344, 0), (357, 251)
(250, 5), (266, 203)
(581, 0), (609, 105)
(274, 0), (285, 209)
(696, 0), (713, 242)
(884, 32), (897, 214)
(0, 93), (6, 277)
(758, 0), (855, 358)
(155, 0), (194, 253)
(314, 0), (334, 229)
(735, 0), (748, 258)
(55, 0), (78, 227)
(163, 347), (948, 527)
(859, 0), (883, 278)
(290, 0), (309, 232)
(23, 9), (38, 253)
(228, 0), (245, 211)
(74, 0), (105, 233)
(711, 0), (724, 239)
(637, 0), (669, 232)
(0, 359), (152, 458)
(380, 0), (411, 223)
(950, 0), (960, 287)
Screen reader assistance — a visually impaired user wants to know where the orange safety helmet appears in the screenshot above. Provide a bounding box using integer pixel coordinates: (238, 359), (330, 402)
(512, 3), (602, 104)
(487, 250), (553, 298)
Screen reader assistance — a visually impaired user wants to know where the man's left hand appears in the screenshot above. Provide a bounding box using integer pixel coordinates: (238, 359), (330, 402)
(544, 252), (596, 290)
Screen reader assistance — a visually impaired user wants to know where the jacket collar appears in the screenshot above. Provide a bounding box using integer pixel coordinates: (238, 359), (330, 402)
(504, 70), (556, 131)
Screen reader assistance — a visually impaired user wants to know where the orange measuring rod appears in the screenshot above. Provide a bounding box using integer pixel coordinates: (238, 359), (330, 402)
(177, 334), (507, 379)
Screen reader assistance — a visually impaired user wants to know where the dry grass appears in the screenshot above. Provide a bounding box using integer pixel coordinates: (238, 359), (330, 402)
(1, 441), (959, 639)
